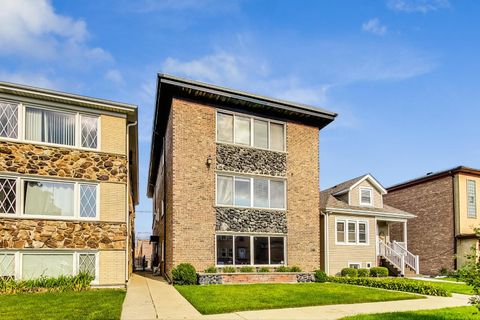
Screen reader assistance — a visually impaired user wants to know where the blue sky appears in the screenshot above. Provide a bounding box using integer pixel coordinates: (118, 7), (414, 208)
(1, 0), (479, 236)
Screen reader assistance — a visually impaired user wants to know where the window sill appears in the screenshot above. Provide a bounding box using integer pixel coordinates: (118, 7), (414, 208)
(0, 214), (99, 222)
(335, 242), (370, 246)
(215, 205), (286, 211)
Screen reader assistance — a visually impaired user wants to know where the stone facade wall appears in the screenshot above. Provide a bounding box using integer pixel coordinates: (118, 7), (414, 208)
(0, 218), (126, 250)
(286, 122), (320, 271)
(385, 176), (456, 275)
(216, 144), (286, 176)
(216, 207), (287, 233)
(0, 141), (127, 183)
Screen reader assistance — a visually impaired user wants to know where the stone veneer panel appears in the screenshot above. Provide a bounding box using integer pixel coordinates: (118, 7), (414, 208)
(216, 144), (286, 176)
(0, 218), (126, 250)
(0, 141), (127, 183)
(216, 207), (287, 233)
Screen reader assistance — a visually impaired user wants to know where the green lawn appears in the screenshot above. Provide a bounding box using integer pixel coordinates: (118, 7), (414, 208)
(433, 277), (464, 282)
(416, 279), (474, 295)
(175, 283), (424, 315)
(342, 306), (479, 319)
(0, 289), (126, 320)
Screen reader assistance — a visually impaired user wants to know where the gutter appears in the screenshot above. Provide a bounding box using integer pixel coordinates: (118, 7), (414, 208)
(321, 211), (330, 275)
(126, 121), (137, 283)
(326, 207), (416, 220)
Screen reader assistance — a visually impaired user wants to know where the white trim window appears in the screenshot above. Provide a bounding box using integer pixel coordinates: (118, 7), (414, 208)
(216, 174), (286, 210)
(467, 180), (477, 218)
(0, 100), (100, 150)
(348, 262), (361, 269)
(336, 218), (369, 245)
(216, 111), (286, 152)
(216, 234), (286, 266)
(0, 175), (99, 221)
(0, 251), (99, 283)
(359, 187), (373, 206)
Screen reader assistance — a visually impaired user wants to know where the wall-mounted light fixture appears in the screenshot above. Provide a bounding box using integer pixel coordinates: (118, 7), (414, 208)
(206, 155), (212, 167)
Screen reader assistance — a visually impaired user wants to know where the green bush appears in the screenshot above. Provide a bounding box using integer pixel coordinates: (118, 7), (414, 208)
(369, 267), (389, 277)
(340, 268), (358, 277)
(314, 269), (328, 283)
(0, 272), (94, 294)
(275, 266), (290, 272)
(357, 268), (370, 277)
(172, 263), (197, 285)
(221, 266), (236, 273)
(289, 266), (302, 272)
(328, 276), (450, 297)
(258, 267), (270, 272)
(204, 266), (217, 273)
(439, 267), (449, 276)
(239, 266), (254, 273)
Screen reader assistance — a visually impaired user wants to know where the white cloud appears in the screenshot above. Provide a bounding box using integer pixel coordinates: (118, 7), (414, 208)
(0, 71), (59, 89)
(105, 69), (124, 85)
(0, 0), (111, 63)
(387, 0), (450, 13)
(362, 18), (387, 36)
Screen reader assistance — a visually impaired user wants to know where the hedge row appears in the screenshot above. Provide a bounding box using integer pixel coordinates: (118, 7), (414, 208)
(340, 267), (388, 278)
(329, 276), (450, 297)
(0, 272), (94, 294)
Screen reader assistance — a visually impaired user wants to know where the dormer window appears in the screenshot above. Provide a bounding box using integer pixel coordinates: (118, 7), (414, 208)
(360, 187), (373, 206)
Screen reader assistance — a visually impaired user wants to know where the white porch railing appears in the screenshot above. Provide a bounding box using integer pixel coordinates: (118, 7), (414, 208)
(392, 241), (420, 274)
(378, 241), (405, 276)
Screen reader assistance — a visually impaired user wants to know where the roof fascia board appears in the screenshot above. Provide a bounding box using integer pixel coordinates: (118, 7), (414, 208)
(325, 207), (416, 219)
(349, 174), (387, 194)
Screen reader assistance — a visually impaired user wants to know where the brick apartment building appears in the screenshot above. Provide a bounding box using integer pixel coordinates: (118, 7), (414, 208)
(0, 81), (138, 286)
(385, 166), (480, 275)
(147, 74), (336, 276)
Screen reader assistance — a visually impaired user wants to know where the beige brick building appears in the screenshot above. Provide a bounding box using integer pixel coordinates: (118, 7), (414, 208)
(0, 81), (138, 286)
(147, 74), (336, 277)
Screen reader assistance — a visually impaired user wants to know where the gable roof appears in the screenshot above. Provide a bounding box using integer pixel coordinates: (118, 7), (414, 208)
(388, 166), (480, 192)
(324, 174), (387, 196)
(147, 73), (337, 197)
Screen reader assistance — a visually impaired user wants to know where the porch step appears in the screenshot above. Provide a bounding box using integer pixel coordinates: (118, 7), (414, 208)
(380, 258), (416, 277)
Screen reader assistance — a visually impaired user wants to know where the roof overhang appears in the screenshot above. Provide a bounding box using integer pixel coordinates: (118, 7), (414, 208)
(324, 207), (416, 220)
(332, 174), (387, 196)
(147, 73), (337, 197)
(0, 81), (139, 205)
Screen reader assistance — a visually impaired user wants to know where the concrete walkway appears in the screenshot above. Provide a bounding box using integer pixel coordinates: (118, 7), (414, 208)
(121, 273), (470, 320)
(121, 272), (201, 320)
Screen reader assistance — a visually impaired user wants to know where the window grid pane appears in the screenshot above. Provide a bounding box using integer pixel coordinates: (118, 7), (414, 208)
(0, 102), (18, 139)
(217, 176), (233, 205)
(336, 222), (345, 243)
(79, 254), (96, 277)
(217, 113), (233, 143)
(80, 184), (97, 218)
(253, 179), (268, 208)
(234, 116), (251, 145)
(361, 189), (372, 204)
(270, 180), (285, 209)
(358, 223), (367, 243)
(253, 120), (268, 149)
(270, 123), (284, 151)
(81, 116), (98, 149)
(0, 253), (15, 277)
(348, 222), (356, 243)
(468, 180), (477, 217)
(234, 178), (251, 206)
(0, 178), (16, 214)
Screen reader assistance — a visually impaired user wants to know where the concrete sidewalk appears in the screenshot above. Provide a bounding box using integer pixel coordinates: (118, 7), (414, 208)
(121, 272), (201, 320)
(121, 273), (470, 320)
(203, 293), (470, 320)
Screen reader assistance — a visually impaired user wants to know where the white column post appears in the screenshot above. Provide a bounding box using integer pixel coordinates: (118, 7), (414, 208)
(401, 255), (405, 276)
(403, 221), (408, 250)
(415, 255), (420, 274)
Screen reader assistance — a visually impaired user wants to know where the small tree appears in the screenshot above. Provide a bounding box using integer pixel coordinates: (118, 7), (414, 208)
(458, 228), (480, 311)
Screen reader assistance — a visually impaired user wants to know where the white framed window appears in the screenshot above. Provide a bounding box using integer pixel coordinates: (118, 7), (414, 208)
(0, 175), (98, 221)
(0, 100), (100, 150)
(359, 187), (373, 206)
(0, 101), (19, 139)
(348, 262), (361, 269)
(216, 174), (286, 210)
(0, 251), (98, 283)
(216, 234), (286, 266)
(336, 218), (369, 245)
(216, 111), (286, 152)
(467, 180), (477, 218)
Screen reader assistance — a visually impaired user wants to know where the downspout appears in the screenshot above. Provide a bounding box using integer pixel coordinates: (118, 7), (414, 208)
(162, 136), (167, 279)
(126, 121), (137, 283)
(321, 211), (329, 275)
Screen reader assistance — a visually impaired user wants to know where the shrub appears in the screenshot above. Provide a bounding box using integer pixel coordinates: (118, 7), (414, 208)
(289, 266), (302, 272)
(357, 268), (370, 277)
(239, 266), (254, 273)
(369, 267), (389, 277)
(172, 263), (197, 285)
(275, 266), (290, 272)
(204, 266), (217, 273)
(258, 267), (270, 272)
(0, 272), (94, 294)
(458, 231), (480, 311)
(340, 268), (358, 277)
(328, 276), (450, 297)
(314, 269), (328, 283)
(221, 266), (236, 273)
(440, 267), (449, 276)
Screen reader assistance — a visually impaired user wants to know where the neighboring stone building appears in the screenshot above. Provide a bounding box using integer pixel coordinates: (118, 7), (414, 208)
(320, 174), (418, 276)
(385, 166), (480, 275)
(0, 81), (138, 286)
(147, 74), (336, 277)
